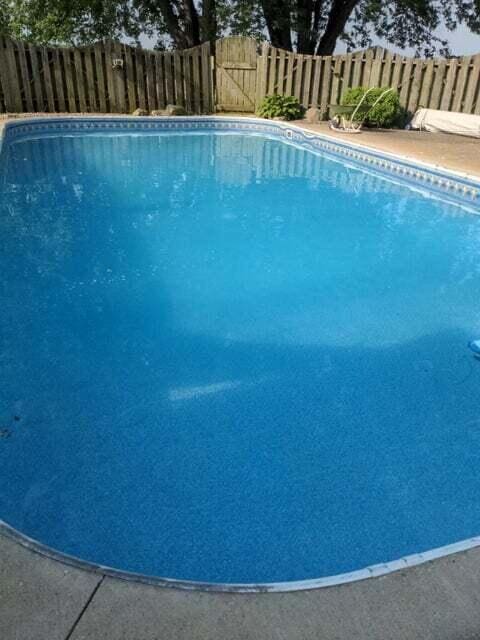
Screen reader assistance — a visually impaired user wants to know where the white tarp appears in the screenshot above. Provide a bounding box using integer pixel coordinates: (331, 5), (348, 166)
(411, 108), (480, 138)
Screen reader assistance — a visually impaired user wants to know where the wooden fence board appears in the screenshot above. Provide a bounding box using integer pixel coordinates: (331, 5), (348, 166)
(113, 41), (126, 112)
(200, 42), (211, 112)
(452, 55), (471, 112)
(311, 57), (321, 106)
(192, 49), (201, 113)
(52, 48), (66, 112)
(255, 41), (269, 108)
(319, 56), (332, 117)
(440, 59), (458, 111)
(419, 58), (434, 108)
(5, 38), (23, 111)
(429, 60), (446, 109)
(145, 51), (156, 111)
(84, 47), (97, 112)
(62, 48), (76, 112)
(399, 57), (413, 108)
(267, 47), (277, 95)
(370, 47), (383, 86)
(407, 59), (423, 113)
(135, 47), (147, 110)
(342, 53), (353, 91)
(72, 48), (86, 111)
(284, 51), (295, 96)
(390, 53), (403, 91)
(330, 55), (343, 105)
(155, 53), (166, 110)
(41, 47), (56, 111)
(183, 52), (192, 112)
(173, 50), (183, 107)
(363, 48), (374, 85)
(124, 44), (136, 112)
(0, 38), (13, 111)
(276, 48), (286, 94)
(29, 45), (44, 111)
(380, 49), (393, 86)
(293, 53), (304, 101)
(303, 56), (312, 107)
(475, 79), (480, 114)
(464, 55), (480, 114)
(351, 50), (363, 87)
(103, 41), (117, 112)
(164, 52), (174, 105)
(17, 41), (34, 112)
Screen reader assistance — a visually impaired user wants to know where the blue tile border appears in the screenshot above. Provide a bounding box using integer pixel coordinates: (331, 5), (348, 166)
(1, 115), (480, 593)
(1, 115), (480, 211)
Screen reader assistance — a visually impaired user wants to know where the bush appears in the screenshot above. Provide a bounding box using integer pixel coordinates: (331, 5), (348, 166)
(257, 94), (304, 121)
(340, 86), (402, 128)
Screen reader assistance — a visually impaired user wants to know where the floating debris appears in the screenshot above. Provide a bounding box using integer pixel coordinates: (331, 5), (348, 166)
(0, 429), (11, 439)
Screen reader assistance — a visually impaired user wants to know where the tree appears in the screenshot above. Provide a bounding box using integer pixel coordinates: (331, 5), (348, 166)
(261, 1), (480, 56)
(1, 0), (479, 57)
(0, 1), (140, 43)
(0, 0), (228, 47)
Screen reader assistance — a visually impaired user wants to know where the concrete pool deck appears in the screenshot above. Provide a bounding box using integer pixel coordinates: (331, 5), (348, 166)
(293, 120), (480, 179)
(3, 533), (480, 640)
(1, 113), (480, 639)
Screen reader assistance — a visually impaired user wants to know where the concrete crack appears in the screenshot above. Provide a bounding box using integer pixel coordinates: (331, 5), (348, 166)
(64, 574), (105, 640)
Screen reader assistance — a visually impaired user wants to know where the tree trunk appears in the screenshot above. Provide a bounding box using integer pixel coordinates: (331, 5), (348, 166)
(201, 0), (217, 47)
(260, 0), (293, 50)
(156, 0), (200, 49)
(180, 0), (201, 47)
(295, 0), (322, 54)
(315, 0), (359, 55)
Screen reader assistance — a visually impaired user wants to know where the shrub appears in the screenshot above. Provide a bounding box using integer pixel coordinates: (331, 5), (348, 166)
(340, 87), (401, 128)
(257, 94), (304, 121)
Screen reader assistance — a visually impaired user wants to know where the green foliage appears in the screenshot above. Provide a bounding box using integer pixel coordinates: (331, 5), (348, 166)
(340, 86), (402, 128)
(0, 0), (12, 35)
(257, 94), (303, 121)
(1, 1), (480, 56)
(1, 0), (142, 45)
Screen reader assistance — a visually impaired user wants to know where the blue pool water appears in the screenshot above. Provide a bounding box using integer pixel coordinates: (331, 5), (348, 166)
(1, 128), (480, 585)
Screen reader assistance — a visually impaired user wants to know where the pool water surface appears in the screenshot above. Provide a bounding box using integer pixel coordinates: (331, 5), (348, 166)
(1, 126), (480, 585)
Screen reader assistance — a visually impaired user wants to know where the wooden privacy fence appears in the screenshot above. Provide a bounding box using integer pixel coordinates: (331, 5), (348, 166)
(0, 36), (213, 114)
(1, 35), (479, 117)
(258, 44), (480, 117)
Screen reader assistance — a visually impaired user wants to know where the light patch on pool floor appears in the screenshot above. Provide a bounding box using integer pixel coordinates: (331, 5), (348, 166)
(169, 380), (243, 401)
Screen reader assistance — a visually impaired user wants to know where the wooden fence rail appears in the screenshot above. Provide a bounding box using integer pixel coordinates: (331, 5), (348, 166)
(0, 37), (213, 114)
(1, 36), (479, 117)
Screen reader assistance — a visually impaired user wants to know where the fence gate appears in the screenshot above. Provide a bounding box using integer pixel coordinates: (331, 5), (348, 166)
(215, 37), (258, 112)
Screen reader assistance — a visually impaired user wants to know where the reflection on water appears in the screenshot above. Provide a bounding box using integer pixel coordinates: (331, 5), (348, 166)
(2, 133), (480, 347)
(1, 132), (480, 584)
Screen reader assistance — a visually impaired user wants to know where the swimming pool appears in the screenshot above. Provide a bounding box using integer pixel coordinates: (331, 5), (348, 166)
(1, 117), (480, 591)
